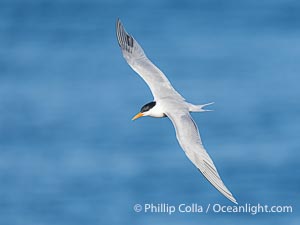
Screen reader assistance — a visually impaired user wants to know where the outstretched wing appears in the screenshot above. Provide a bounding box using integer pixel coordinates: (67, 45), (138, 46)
(166, 111), (237, 204)
(116, 18), (184, 101)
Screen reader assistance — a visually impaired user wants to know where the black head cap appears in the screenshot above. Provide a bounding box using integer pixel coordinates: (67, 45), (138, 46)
(140, 101), (156, 113)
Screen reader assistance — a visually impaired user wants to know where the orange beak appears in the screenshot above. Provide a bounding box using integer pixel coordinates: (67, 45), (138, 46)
(132, 112), (144, 121)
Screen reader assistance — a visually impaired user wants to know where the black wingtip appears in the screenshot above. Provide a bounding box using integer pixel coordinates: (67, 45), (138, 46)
(116, 18), (122, 47)
(116, 18), (134, 52)
(116, 18), (121, 27)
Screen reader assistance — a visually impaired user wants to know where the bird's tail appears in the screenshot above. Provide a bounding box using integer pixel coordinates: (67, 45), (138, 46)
(188, 102), (214, 112)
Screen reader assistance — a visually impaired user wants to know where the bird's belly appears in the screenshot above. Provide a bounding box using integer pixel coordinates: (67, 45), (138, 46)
(150, 112), (167, 118)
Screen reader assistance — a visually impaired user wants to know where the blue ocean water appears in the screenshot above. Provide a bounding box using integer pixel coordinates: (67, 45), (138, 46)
(0, 0), (299, 224)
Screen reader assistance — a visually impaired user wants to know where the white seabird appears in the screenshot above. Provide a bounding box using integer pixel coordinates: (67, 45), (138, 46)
(116, 19), (237, 204)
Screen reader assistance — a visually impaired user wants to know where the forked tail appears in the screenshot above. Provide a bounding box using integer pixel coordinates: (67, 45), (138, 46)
(188, 102), (214, 112)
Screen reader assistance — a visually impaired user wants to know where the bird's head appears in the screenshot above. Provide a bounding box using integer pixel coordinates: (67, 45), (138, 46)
(132, 101), (156, 120)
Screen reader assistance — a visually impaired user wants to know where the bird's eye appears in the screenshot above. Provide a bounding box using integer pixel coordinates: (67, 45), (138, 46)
(141, 105), (149, 113)
(140, 101), (156, 113)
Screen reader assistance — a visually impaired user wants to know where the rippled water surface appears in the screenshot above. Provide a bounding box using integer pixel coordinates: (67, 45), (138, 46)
(0, 0), (299, 224)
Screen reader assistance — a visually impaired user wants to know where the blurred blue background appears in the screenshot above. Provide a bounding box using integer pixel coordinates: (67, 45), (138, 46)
(0, 0), (299, 224)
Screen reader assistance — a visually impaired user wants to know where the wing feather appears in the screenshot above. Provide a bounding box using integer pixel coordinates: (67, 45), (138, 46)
(166, 111), (237, 204)
(116, 19), (184, 101)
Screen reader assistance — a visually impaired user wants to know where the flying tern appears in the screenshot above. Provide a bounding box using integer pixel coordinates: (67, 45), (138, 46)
(116, 19), (237, 204)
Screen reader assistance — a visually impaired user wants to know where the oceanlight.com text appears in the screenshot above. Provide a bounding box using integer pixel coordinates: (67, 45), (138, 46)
(133, 203), (293, 215)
